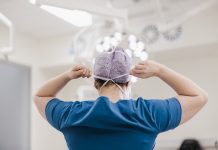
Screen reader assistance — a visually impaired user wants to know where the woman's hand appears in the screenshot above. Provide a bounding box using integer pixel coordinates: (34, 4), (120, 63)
(130, 60), (162, 79)
(64, 65), (91, 80)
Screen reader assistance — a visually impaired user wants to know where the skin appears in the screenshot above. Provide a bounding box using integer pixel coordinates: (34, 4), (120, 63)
(34, 60), (208, 125)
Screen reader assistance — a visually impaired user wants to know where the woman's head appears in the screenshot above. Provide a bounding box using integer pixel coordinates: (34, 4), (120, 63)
(93, 47), (132, 97)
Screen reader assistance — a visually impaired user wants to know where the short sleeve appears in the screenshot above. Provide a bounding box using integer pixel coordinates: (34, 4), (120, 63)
(45, 98), (73, 131)
(138, 97), (182, 133)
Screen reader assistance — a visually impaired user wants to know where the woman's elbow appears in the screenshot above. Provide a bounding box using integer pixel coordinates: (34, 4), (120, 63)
(33, 95), (39, 104)
(199, 92), (208, 106)
(33, 93), (43, 105)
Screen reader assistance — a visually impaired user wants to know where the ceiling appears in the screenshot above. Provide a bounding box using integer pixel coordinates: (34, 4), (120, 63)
(0, 0), (217, 38)
(0, 0), (77, 38)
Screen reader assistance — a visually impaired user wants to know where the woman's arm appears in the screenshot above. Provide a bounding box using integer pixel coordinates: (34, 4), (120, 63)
(34, 65), (91, 119)
(130, 60), (208, 125)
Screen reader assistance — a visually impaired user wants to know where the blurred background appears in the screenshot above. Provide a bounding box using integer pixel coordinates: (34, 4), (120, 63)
(0, 0), (218, 149)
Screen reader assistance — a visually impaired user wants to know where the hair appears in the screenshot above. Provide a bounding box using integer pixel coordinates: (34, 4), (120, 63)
(179, 139), (203, 150)
(94, 79), (129, 90)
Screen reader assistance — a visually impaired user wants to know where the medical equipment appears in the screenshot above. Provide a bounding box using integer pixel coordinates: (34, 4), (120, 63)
(0, 12), (14, 60)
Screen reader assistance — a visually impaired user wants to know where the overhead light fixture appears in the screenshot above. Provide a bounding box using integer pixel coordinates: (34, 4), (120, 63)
(114, 32), (122, 42)
(40, 5), (93, 27)
(0, 12), (14, 58)
(125, 49), (132, 58)
(128, 35), (136, 43)
(140, 50), (149, 61)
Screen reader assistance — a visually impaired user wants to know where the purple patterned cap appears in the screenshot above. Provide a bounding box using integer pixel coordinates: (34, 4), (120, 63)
(93, 47), (132, 83)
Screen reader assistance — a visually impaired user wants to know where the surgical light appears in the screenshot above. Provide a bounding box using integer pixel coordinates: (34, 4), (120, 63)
(102, 42), (110, 51)
(110, 37), (118, 47)
(125, 49), (132, 58)
(134, 49), (142, 58)
(129, 42), (137, 50)
(114, 32), (122, 42)
(136, 41), (145, 51)
(128, 35), (136, 42)
(96, 33), (149, 62)
(140, 50), (149, 61)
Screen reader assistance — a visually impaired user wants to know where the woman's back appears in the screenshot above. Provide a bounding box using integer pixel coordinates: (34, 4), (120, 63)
(45, 96), (181, 150)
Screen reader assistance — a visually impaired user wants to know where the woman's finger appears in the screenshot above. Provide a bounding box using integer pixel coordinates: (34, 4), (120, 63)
(73, 65), (85, 71)
(74, 69), (84, 78)
(72, 65), (91, 78)
(131, 69), (145, 74)
(87, 70), (92, 78)
(138, 61), (148, 65)
(83, 69), (88, 77)
(134, 64), (146, 70)
(84, 69), (90, 77)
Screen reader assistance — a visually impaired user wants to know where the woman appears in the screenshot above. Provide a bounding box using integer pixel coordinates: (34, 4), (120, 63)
(34, 47), (208, 150)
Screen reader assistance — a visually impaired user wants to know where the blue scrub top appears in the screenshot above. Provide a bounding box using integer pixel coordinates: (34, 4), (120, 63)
(45, 96), (181, 150)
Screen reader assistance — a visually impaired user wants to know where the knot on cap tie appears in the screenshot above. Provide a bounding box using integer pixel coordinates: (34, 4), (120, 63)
(93, 73), (129, 93)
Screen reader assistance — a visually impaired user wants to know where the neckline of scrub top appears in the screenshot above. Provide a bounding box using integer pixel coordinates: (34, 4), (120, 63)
(96, 96), (133, 104)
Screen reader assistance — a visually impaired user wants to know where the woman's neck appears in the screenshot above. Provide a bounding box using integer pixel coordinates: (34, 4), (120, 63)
(99, 85), (124, 103)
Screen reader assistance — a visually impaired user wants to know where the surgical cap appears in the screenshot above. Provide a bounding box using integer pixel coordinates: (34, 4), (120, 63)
(93, 47), (132, 83)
